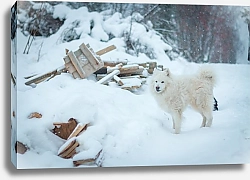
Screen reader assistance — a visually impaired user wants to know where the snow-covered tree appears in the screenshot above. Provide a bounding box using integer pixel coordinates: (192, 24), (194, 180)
(241, 6), (250, 61)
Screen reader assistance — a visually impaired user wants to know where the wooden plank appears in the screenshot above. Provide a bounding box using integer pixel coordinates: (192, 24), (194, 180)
(65, 149), (77, 159)
(107, 63), (123, 73)
(63, 56), (71, 64)
(67, 123), (87, 140)
(120, 66), (144, 76)
(97, 70), (120, 85)
(73, 149), (103, 167)
(64, 62), (76, 73)
(58, 140), (79, 158)
(61, 141), (79, 158)
(120, 64), (139, 72)
(68, 51), (85, 78)
(72, 71), (81, 79)
(79, 43), (103, 69)
(103, 60), (127, 67)
(73, 158), (96, 166)
(25, 66), (66, 86)
(113, 75), (124, 86)
(96, 45), (116, 56)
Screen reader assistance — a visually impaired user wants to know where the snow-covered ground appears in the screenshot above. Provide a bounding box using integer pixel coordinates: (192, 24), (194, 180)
(11, 3), (250, 169)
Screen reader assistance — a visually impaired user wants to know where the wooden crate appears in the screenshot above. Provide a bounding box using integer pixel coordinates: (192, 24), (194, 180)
(64, 43), (104, 79)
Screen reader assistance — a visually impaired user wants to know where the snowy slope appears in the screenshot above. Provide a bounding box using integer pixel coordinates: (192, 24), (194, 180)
(11, 4), (250, 169)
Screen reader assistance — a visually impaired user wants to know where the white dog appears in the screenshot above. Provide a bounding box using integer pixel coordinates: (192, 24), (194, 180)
(150, 66), (216, 134)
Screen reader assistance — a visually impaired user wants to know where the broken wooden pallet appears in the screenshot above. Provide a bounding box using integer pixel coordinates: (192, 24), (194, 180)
(25, 43), (116, 86)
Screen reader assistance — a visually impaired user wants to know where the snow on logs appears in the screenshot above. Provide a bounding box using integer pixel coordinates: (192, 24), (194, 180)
(95, 62), (159, 91)
(52, 119), (103, 167)
(23, 41), (162, 92)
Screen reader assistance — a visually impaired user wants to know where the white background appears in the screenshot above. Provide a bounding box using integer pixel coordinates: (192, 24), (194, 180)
(1, 0), (250, 179)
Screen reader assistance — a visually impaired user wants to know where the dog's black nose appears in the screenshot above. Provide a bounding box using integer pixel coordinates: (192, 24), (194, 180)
(156, 86), (160, 91)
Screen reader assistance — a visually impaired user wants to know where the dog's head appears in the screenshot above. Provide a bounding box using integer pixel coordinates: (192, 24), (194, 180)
(151, 68), (171, 94)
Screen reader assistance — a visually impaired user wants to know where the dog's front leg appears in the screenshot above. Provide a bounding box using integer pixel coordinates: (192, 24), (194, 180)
(172, 111), (182, 134)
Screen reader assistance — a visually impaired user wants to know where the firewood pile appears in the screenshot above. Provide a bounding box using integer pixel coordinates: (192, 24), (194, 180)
(15, 113), (103, 167)
(23, 42), (164, 93)
(95, 60), (161, 91)
(52, 119), (103, 167)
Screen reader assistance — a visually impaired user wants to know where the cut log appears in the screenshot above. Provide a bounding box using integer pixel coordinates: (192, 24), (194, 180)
(67, 123), (88, 140)
(58, 138), (79, 159)
(15, 141), (28, 154)
(52, 118), (78, 140)
(28, 112), (42, 119)
(73, 149), (103, 167)
(103, 60), (127, 67)
(97, 70), (120, 85)
(107, 63), (123, 73)
(113, 75), (124, 86)
(119, 66), (144, 76)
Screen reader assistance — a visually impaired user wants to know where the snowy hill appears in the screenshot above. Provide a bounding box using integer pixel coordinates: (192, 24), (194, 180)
(11, 3), (250, 169)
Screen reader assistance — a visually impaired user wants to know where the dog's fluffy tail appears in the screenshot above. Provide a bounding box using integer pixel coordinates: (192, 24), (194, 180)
(197, 65), (217, 86)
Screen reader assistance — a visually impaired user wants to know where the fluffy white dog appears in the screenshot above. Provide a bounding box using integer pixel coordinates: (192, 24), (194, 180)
(150, 66), (216, 134)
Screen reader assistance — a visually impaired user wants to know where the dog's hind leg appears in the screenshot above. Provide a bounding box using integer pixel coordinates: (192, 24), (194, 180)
(201, 110), (213, 127)
(201, 115), (206, 128)
(205, 114), (213, 127)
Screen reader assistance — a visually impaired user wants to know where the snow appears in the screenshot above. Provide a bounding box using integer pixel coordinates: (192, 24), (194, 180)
(53, 4), (71, 21)
(11, 4), (250, 169)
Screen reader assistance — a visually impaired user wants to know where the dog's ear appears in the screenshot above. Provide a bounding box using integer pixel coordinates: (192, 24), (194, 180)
(163, 68), (170, 76)
(153, 68), (160, 74)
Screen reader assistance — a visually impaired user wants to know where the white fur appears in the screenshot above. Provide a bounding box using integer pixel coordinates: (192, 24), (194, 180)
(150, 66), (216, 134)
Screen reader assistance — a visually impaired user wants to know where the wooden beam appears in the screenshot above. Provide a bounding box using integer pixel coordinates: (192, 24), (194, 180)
(68, 51), (85, 78)
(97, 70), (120, 85)
(79, 43), (102, 69)
(96, 45), (116, 56)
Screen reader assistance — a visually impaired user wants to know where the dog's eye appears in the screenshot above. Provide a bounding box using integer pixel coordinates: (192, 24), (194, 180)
(161, 81), (164, 83)
(155, 81), (158, 83)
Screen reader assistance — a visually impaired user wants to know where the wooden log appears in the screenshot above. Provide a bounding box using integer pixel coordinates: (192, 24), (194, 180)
(58, 139), (79, 159)
(113, 75), (124, 86)
(28, 112), (42, 119)
(67, 123), (88, 140)
(103, 60), (127, 67)
(97, 70), (120, 85)
(52, 118), (78, 140)
(107, 63), (123, 73)
(119, 66), (144, 76)
(121, 85), (141, 91)
(73, 149), (103, 167)
(15, 141), (28, 154)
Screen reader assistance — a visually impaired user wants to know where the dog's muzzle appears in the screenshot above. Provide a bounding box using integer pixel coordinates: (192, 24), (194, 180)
(155, 86), (161, 92)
